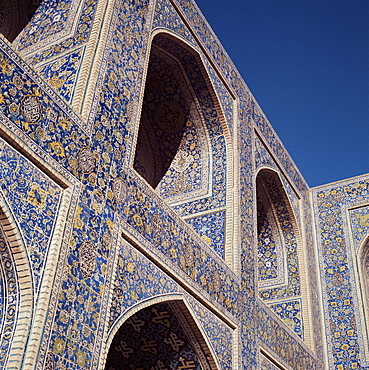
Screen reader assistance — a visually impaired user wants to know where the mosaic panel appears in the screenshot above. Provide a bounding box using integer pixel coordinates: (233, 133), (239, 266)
(134, 46), (210, 201)
(0, 42), (90, 171)
(257, 194), (284, 287)
(111, 199), (240, 314)
(154, 0), (236, 143)
(16, 0), (74, 51)
(303, 195), (324, 361)
(186, 294), (233, 370)
(185, 210), (226, 258)
(314, 175), (369, 369)
(255, 135), (300, 226)
(0, 267), (3, 338)
(93, 0), (151, 158)
(255, 302), (323, 369)
(349, 205), (369, 250)
(47, 205), (117, 370)
(153, 0), (197, 48)
(149, 35), (227, 215)
(204, 58), (235, 139)
(17, 0), (97, 66)
(35, 48), (84, 103)
(268, 299), (303, 339)
(0, 137), (62, 290)
(259, 353), (282, 370)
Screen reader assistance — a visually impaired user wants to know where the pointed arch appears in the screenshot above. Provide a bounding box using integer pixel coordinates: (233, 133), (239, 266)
(101, 295), (221, 370)
(255, 168), (314, 342)
(133, 32), (213, 202)
(132, 30), (238, 268)
(256, 168), (300, 289)
(0, 190), (33, 370)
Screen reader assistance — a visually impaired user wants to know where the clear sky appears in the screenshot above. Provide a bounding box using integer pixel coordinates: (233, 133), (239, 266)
(195, 0), (369, 187)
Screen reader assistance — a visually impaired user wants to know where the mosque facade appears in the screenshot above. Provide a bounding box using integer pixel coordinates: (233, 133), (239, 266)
(0, 0), (368, 369)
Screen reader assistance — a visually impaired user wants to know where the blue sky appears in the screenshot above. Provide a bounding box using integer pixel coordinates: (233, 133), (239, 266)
(195, 0), (369, 187)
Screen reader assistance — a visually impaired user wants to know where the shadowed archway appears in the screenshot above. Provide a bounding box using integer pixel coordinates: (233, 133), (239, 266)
(0, 0), (41, 42)
(105, 300), (218, 370)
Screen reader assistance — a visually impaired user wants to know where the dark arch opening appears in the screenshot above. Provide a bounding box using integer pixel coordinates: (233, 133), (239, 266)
(105, 301), (215, 369)
(133, 34), (209, 190)
(0, 0), (41, 42)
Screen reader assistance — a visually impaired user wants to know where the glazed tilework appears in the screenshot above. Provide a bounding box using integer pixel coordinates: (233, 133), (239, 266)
(93, 0), (151, 152)
(303, 194), (325, 361)
(0, 0), (328, 368)
(255, 135), (301, 227)
(109, 237), (234, 370)
(348, 205), (369, 250)
(314, 175), (369, 369)
(0, 42), (89, 162)
(257, 195), (285, 286)
(46, 204), (117, 370)
(268, 299), (303, 339)
(153, 0), (198, 48)
(150, 35), (228, 215)
(203, 58), (235, 139)
(184, 210), (226, 258)
(16, 0), (75, 51)
(259, 354), (281, 370)
(254, 302), (323, 369)
(257, 171), (301, 301)
(113, 176), (240, 310)
(134, 45), (211, 200)
(35, 48), (84, 103)
(16, 0), (97, 66)
(0, 137), (62, 290)
(185, 294), (234, 370)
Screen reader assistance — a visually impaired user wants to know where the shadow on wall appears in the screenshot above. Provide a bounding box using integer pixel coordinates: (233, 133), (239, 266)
(0, 0), (41, 42)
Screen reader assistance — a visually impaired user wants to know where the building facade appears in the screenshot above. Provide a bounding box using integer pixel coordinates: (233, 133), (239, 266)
(0, 0), (368, 369)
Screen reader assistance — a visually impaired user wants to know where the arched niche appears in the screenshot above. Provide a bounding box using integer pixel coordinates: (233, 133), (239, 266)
(256, 168), (309, 340)
(0, 0), (41, 42)
(133, 32), (213, 203)
(0, 193), (33, 369)
(103, 298), (219, 370)
(256, 168), (299, 289)
(133, 32), (236, 265)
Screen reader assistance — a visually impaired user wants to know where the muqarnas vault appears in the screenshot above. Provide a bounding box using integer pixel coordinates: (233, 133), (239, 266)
(0, 0), (368, 369)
